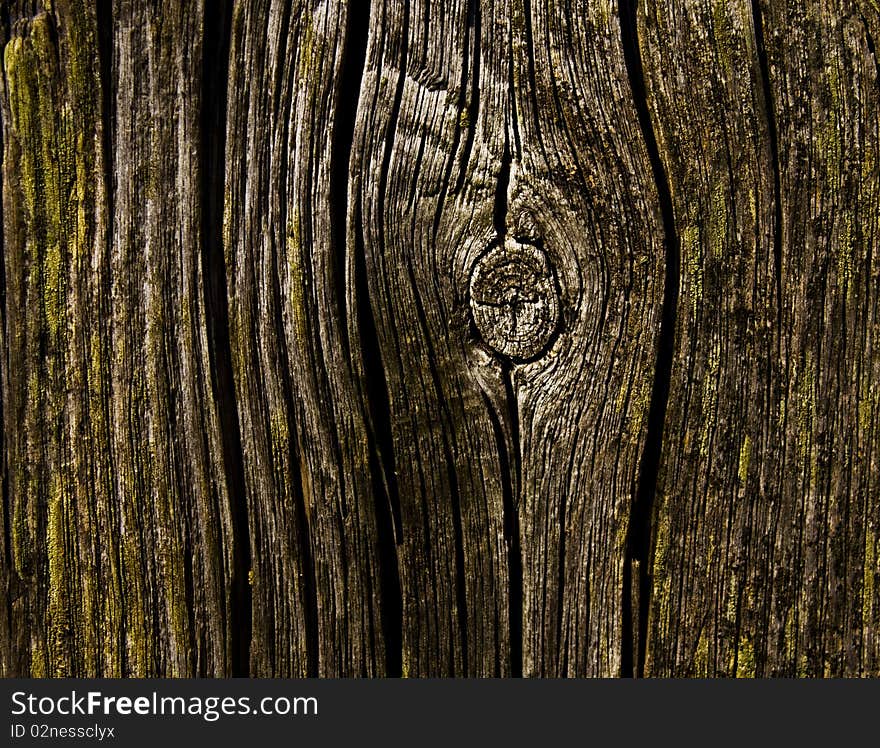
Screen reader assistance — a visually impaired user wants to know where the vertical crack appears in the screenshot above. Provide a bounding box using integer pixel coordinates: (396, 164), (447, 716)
(199, 0), (251, 677)
(494, 143), (512, 238)
(501, 367), (523, 678)
(331, 1), (370, 366)
(341, 5), (403, 677)
(453, 0), (481, 195)
(861, 13), (880, 86)
(355, 210), (403, 676)
(489, 140), (523, 676)
(370, 0), (418, 678)
(618, 0), (680, 678)
(481, 382), (521, 677)
(95, 0), (124, 675)
(750, 0), (783, 338)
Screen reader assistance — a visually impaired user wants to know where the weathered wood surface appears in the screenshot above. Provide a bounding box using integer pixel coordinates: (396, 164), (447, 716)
(641, 0), (880, 677)
(1, 0), (243, 676)
(1, 0), (878, 677)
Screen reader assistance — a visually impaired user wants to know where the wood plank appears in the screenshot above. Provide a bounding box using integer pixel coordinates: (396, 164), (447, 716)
(224, 0), (390, 676)
(4, 0), (876, 679)
(1, 0), (240, 675)
(351, 0), (510, 676)
(507, 0), (668, 676)
(109, 0), (239, 677)
(1, 0), (119, 676)
(352, 0), (666, 676)
(642, 0), (880, 676)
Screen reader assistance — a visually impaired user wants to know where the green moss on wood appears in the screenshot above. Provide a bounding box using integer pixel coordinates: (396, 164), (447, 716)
(4, 4), (109, 676)
(737, 435), (752, 485)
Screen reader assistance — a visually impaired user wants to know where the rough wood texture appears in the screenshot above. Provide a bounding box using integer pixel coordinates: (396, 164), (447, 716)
(1, 0), (878, 677)
(641, 0), (880, 677)
(224, 0), (387, 677)
(1, 0), (239, 676)
(349, 0), (664, 677)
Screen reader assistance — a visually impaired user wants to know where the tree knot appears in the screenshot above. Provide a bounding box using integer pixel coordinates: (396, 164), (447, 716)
(469, 239), (560, 361)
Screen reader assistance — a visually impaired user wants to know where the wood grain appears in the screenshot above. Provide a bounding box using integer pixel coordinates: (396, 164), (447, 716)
(642, 0), (880, 676)
(224, 0), (389, 677)
(1, 0), (877, 677)
(1, 0), (239, 676)
(350, 0), (665, 676)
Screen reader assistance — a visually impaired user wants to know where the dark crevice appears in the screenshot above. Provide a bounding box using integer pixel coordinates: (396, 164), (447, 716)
(356, 243), (403, 547)
(862, 13), (880, 85)
(445, 436), (469, 676)
(0, 3), (9, 46)
(555, 461), (569, 675)
(370, 0), (415, 676)
(494, 143), (512, 238)
(285, 398), (320, 677)
(618, 0), (680, 679)
(488, 138), (523, 676)
(751, 0), (783, 340)
(506, 15), (522, 157)
(342, 0), (403, 678)
(199, 0), (251, 677)
(750, 13), (784, 673)
(95, 0), (124, 676)
(330, 2), (369, 366)
(453, 0), (480, 195)
(354, 201), (403, 677)
(434, 1), (474, 237)
(271, 1), (293, 124)
(501, 368), (523, 677)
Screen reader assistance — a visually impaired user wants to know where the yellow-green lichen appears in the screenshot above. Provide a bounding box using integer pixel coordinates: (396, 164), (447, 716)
(708, 178), (728, 259)
(682, 223), (703, 317)
(736, 635), (756, 677)
(738, 435), (752, 485)
(46, 473), (69, 675)
(286, 216), (308, 344)
(297, 16), (316, 83)
(5, 18), (67, 341)
(837, 208), (853, 292)
(712, 0), (735, 85)
(648, 493), (673, 661)
(864, 531), (876, 629)
(4, 7), (107, 675)
(699, 339), (721, 461)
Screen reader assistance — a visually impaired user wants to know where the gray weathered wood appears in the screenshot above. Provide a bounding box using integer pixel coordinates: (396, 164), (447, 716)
(350, 0), (665, 676)
(1, 0), (239, 676)
(2, 0), (878, 677)
(224, 0), (388, 677)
